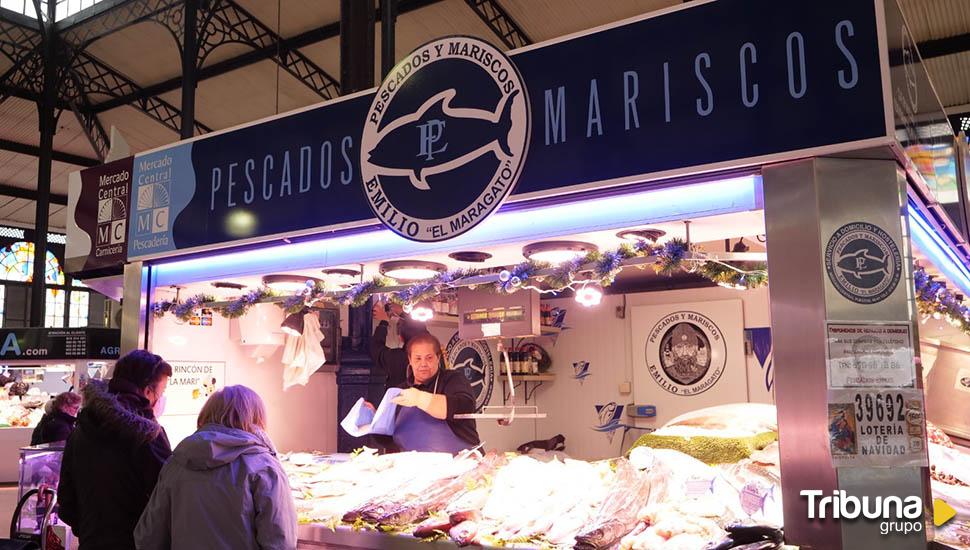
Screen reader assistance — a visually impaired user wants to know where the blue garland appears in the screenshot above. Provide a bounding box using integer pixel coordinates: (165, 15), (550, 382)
(915, 266), (970, 333)
(170, 294), (215, 322)
(496, 261), (546, 294)
(654, 238), (689, 276)
(220, 287), (275, 318)
(148, 238), (712, 321)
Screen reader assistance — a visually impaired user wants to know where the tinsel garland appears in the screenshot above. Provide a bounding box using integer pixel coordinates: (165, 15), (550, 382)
(149, 238), (767, 321)
(654, 238), (690, 276)
(340, 276), (393, 308)
(387, 269), (478, 306)
(496, 261), (547, 294)
(697, 261), (769, 290)
(914, 266), (970, 334)
(168, 294), (215, 322)
(220, 287), (276, 318)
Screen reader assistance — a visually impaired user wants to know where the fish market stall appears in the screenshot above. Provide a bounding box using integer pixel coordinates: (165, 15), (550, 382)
(63, 0), (970, 548)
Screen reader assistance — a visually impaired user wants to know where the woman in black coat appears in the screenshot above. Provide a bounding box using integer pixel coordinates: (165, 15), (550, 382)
(30, 391), (81, 445)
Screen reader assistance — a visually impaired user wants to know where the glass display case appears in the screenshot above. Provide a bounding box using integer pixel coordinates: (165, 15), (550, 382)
(13, 443), (68, 541)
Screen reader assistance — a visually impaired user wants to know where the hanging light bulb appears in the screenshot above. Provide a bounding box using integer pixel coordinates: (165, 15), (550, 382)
(575, 284), (603, 307)
(410, 303), (434, 322)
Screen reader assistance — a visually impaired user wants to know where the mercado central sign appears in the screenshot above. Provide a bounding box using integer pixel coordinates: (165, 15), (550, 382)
(67, 0), (890, 272)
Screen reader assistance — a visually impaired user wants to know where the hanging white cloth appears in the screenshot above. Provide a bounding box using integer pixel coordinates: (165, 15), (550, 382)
(385, 317), (403, 349)
(281, 312), (326, 390)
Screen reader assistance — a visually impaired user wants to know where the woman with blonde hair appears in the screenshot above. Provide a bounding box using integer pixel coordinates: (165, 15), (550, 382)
(134, 385), (296, 550)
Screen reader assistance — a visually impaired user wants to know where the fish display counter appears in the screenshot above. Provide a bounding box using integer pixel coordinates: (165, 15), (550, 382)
(283, 404), (789, 549)
(928, 426), (970, 549)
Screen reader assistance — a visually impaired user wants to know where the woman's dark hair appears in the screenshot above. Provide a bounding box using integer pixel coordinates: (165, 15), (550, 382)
(405, 332), (442, 357)
(112, 350), (173, 391)
(52, 391), (81, 412)
(398, 317), (429, 344)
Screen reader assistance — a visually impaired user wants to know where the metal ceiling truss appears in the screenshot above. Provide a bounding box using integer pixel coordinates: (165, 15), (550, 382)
(87, 0), (446, 114)
(463, 0), (531, 49)
(67, 50), (210, 135)
(3, 0), (457, 160)
(58, 0), (183, 49)
(0, 9), (42, 66)
(0, 51), (44, 104)
(198, 0), (339, 100)
(61, 68), (110, 160)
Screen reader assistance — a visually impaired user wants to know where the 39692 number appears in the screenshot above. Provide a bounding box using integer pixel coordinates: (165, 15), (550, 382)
(854, 392), (905, 423)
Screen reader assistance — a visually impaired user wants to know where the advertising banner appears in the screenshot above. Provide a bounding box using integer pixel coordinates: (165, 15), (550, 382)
(0, 328), (120, 361)
(67, 0), (887, 267)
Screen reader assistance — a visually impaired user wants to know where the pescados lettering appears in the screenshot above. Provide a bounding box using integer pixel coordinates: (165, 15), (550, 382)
(542, 19), (861, 145)
(208, 136), (355, 211)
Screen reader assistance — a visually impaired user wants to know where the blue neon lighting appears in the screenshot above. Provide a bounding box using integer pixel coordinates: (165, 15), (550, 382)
(908, 200), (970, 296)
(152, 175), (761, 287)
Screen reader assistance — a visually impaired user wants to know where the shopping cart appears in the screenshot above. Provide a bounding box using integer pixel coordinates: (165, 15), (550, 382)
(0, 486), (60, 550)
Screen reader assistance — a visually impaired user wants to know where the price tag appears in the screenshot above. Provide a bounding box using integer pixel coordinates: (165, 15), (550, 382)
(827, 388), (927, 468)
(481, 323), (501, 338)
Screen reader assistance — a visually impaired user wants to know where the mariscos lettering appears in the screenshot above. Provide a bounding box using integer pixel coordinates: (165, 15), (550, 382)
(541, 20), (862, 146)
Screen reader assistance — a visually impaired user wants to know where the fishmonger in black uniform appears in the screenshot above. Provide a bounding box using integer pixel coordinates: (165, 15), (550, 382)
(389, 332), (480, 453)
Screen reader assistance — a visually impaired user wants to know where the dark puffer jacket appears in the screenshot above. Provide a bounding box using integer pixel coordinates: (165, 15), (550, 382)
(30, 409), (76, 445)
(58, 379), (172, 550)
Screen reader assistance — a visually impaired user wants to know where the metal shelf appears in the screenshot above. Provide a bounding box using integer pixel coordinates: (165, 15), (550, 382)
(500, 373), (554, 404)
(503, 374), (555, 381)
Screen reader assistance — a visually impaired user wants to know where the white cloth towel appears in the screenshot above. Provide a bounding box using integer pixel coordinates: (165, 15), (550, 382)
(281, 312), (326, 390)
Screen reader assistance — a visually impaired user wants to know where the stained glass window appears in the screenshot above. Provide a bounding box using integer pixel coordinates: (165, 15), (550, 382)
(45, 289), (65, 328)
(69, 291), (89, 327)
(0, 242), (65, 284)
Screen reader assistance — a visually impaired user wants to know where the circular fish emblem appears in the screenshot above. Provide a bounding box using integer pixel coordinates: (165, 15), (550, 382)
(446, 332), (494, 412)
(361, 36), (530, 242)
(825, 222), (902, 305)
(646, 311), (726, 396)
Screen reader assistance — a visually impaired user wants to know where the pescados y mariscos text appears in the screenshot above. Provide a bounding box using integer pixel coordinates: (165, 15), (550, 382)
(205, 18), (865, 212)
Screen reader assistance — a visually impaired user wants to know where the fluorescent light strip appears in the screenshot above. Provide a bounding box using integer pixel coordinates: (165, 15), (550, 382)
(908, 200), (970, 296)
(153, 175), (761, 287)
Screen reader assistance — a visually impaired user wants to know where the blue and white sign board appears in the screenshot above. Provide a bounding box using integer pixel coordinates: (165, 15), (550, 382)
(67, 0), (895, 269)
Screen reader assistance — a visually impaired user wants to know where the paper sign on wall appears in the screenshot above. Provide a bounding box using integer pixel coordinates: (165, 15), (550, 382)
(826, 322), (915, 388)
(165, 360), (226, 416)
(827, 388), (927, 468)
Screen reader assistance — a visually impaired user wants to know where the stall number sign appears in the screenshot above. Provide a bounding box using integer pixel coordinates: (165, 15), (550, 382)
(827, 388), (927, 468)
(826, 322), (915, 388)
(165, 360), (225, 416)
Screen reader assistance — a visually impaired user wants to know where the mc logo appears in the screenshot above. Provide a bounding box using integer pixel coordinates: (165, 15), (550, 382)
(136, 208), (169, 235)
(97, 220), (127, 246)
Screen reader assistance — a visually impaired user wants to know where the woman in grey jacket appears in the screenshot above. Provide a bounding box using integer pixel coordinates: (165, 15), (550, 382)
(134, 385), (297, 550)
